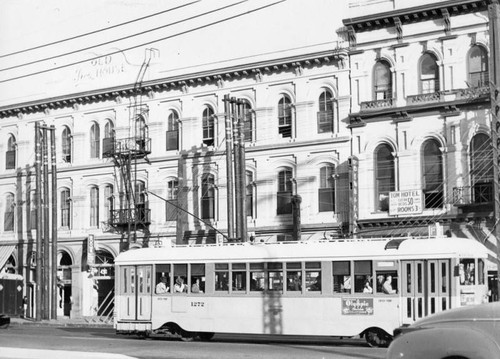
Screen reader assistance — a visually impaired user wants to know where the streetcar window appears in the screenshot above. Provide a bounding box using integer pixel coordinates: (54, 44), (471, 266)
(286, 262), (302, 292)
(232, 263), (247, 292)
(333, 261), (351, 293)
(191, 264), (205, 293)
(375, 270), (398, 294)
(173, 264), (188, 293)
(459, 258), (475, 285)
(267, 262), (283, 292)
(478, 259), (485, 285)
(250, 263), (265, 291)
(215, 263), (229, 291)
(305, 262), (321, 292)
(354, 261), (372, 293)
(155, 264), (171, 294)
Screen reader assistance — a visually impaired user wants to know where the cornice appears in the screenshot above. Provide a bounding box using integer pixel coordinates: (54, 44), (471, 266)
(0, 49), (348, 119)
(342, 0), (490, 33)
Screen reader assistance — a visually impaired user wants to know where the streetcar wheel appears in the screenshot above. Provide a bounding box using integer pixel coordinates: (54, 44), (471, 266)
(197, 332), (215, 341)
(365, 329), (391, 348)
(180, 330), (195, 342)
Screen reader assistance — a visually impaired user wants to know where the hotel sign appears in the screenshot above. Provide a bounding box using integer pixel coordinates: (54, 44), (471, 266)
(389, 190), (423, 216)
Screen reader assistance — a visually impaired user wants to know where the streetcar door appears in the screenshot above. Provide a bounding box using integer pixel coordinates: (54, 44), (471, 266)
(427, 260), (451, 316)
(118, 265), (152, 321)
(136, 265), (152, 320)
(401, 260), (425, 324)
(119, 266), (136, 320)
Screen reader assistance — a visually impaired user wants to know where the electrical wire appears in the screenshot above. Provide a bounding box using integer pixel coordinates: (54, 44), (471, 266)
(0, 1), (201, 59)
(0, 0), (247, 72)
(0, 0), (285, 84)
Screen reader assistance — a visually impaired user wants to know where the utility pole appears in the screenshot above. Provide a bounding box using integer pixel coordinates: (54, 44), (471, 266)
(50, 126), (58, 319)
(489, 1), (500, 299)
(35, 122), (42, 321)
(237, 100), (247, 242)
(42, 127), (50, 319)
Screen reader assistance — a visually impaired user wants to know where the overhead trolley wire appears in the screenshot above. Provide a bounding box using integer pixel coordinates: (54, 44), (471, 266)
(0, 0), (201, 59)
(0, 0), (285, 84)
(0, 0), (247, 73)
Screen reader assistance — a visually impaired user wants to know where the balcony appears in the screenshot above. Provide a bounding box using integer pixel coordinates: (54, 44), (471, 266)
(102, 136), (151, 159)
(108, 207), (151, 230)
(452, 184), (493, 213)
(360, 98), (395, 111)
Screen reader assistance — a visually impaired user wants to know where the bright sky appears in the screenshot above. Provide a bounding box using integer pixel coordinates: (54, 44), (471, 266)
(0, 0), (348, 105)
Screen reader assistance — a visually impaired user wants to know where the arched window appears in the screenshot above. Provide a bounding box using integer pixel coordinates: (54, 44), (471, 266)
(60, 188), (71, 228)
(317, 90), (334, 133)
(319, 165), (335, 212)
(102, 120), (115, 156)
(90, 123), (100, 158)
(201, 174), (215, 219)
(470, 133), (493, 204)
(104, 184), (114, 222)
(374, 144), (395, 212)
(277, 168), (293, 215)
(166, 110), (180, 151)
(135, 180), (148, 223)
(166, 178), (179, 221)
(4, 193), (15, 231)
(202, 106), (215, 147)
(6, 134), (16, 170)
(61, 126), (72, 163)
(90, 186), (99, 227)
(422, 139), (443, 209)
(374, 60), (392, 100)
(420, 53), (439, 94)
(246, 171), (254, 218)
(468, 45), (488, 87)
(135, 115), (148, 151)
(278, 95), (293, 138)
(241, 101), (254, 142)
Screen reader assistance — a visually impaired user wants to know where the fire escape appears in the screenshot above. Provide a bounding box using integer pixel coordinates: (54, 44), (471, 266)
(103, 50), (155, 247)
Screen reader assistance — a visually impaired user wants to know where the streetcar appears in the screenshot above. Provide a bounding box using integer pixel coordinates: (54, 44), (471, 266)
(114, 236), (488, 346)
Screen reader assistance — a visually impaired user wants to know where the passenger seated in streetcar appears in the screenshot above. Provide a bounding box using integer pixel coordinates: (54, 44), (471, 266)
(174, 276), (187, 293)
(156, 276), (169, 294)
(376, 275), (385, 292)
(363, 277), (373, 293)
(382, 275), (396, 294)
(191, 278), (203, 293)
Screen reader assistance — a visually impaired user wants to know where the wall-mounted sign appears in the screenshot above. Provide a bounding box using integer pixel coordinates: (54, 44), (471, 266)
(389, 190), (423, 216)
(87, 234), (95, 266)
(342, 298), (374, 315)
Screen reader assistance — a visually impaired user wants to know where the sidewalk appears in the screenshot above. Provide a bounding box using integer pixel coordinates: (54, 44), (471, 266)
(8, 316), (113, 329)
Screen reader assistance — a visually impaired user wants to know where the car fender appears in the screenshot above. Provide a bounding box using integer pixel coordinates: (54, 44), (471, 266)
(387, 326), (500, 359)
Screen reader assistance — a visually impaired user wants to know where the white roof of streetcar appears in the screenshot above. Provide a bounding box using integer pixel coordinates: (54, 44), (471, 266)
(115, 236), (487, 265)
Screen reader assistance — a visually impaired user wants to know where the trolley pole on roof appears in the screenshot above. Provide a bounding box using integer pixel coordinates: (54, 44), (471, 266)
(488, 1), (500, 300)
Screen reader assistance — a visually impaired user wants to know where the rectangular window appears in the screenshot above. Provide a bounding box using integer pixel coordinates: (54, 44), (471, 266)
(376, 270), (398, 294)
(267, 262), (283, 292)
(191, 264), (205, 293)
(155, 264), (171, 294)
(286, 262), (302, 292)
(250, 263), (265, 291)
(305, 262), (321, 292)
(459, 258), (475, 285)
(354, 261), (372, 293)
(5, 150), (16, 170)
(215, 263), (229, 291)
(231, 263), (247, 292)
(333, 261), (351, 293)
(173, 264), (188, 293)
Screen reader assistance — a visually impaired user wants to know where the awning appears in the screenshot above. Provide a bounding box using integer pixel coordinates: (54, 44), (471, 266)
(0, 244), (15, 270)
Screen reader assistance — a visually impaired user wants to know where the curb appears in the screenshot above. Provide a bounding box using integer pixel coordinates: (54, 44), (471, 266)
(9, 318), (113, 329)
